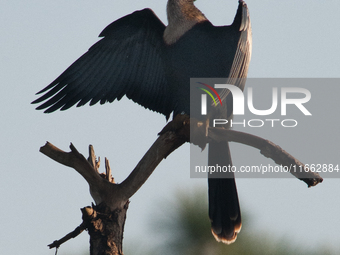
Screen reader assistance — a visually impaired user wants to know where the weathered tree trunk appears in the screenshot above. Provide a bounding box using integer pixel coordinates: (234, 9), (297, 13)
(82, 203), (128, 255)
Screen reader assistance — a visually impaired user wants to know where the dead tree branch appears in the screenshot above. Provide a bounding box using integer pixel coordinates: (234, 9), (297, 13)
(40, 127), (188, 210)
(48, 219), (87, 249)
(207, 127), (323, 187)
(41, 114), (322, 254)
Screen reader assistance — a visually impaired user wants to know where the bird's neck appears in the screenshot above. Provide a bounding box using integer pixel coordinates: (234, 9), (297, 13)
(164, 0), (207, 45)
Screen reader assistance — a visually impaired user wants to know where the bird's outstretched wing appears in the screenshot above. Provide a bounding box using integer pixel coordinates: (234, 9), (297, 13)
(32, 8), (172, 118)
(218, 0), (252, 103)
(228, 0), (252, 87)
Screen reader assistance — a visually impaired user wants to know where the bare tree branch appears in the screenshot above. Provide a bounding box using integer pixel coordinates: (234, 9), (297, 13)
(120, 127), (188, 198)
(41, 114), (322, 253)
(207, 127), (323, 187)
(40, 142), (103, 189)
(39, 115), (190, 209)
(41, 115), (322, 209)
(48, 220), (87, 249)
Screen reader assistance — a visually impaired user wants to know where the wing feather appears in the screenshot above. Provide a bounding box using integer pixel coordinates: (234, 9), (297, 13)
(228, 0), (252, 89)
(32, 9), (172, 117)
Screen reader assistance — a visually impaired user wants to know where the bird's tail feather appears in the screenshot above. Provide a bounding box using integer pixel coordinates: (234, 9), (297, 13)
(208, 140), (241, 244)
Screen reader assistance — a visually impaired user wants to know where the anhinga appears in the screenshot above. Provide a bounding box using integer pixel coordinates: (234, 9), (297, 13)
(33, 0), (252, 244)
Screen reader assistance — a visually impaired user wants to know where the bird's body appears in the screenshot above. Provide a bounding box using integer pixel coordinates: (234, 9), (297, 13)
(33, 0), (252, 244)
(166, 22), (244, 116)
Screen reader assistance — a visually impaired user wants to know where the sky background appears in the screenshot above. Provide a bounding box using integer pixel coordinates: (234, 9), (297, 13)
(1, 0), (339, 254)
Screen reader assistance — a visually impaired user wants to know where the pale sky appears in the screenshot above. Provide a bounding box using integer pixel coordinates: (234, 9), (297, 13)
(1, 0), (339, 254)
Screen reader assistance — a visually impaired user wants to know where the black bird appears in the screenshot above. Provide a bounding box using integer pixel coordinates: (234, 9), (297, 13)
(33, 0), (252, 244)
